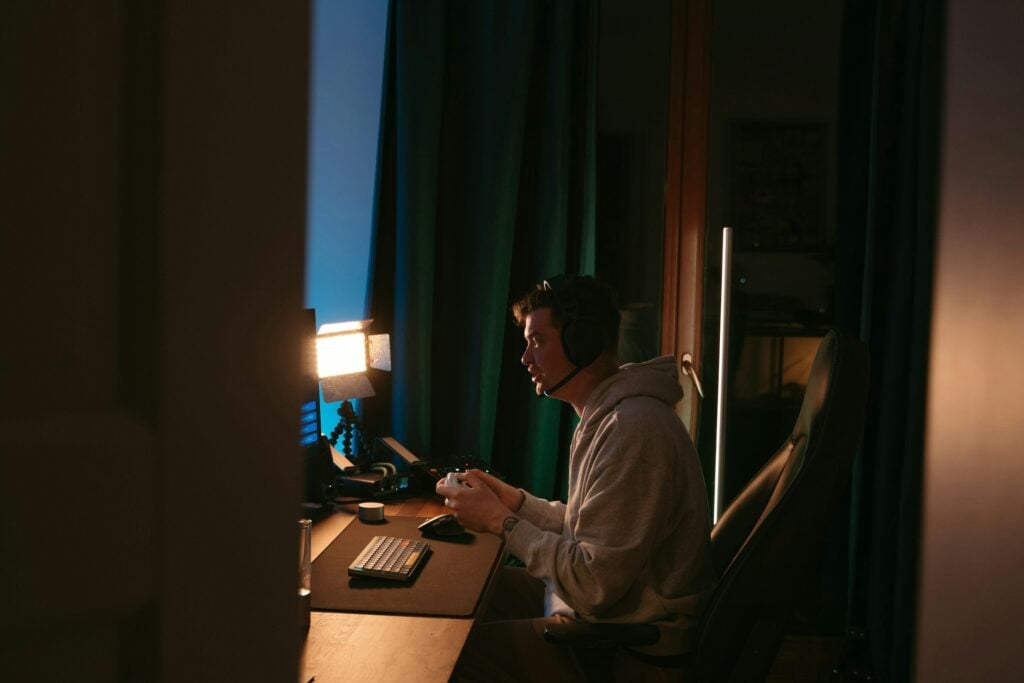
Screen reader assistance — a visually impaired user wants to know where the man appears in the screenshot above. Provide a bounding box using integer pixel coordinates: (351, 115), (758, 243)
(438, 275), (715, 681)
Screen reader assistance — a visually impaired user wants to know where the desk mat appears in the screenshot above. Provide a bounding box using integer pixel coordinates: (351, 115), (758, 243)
(310, 515), (503, 618)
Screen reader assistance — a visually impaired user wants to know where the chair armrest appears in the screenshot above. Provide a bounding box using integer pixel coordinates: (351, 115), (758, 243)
(542, 620), (660, 648)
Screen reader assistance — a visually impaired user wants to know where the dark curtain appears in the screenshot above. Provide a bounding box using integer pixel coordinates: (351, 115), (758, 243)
(364, 0), (599, 498)
(837, 0), (944, 679)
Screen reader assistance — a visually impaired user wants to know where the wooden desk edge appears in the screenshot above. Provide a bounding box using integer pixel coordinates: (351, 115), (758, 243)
(300, 498), (506, 683)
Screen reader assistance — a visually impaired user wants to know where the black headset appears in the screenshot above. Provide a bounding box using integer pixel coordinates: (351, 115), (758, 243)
(542, 275), (607, 368)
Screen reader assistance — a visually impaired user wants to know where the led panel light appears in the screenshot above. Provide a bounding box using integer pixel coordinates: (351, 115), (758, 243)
(316, 331), (367, 377)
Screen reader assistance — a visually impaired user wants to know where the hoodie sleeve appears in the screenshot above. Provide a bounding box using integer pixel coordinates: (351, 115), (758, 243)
(515, 489), (566, 533)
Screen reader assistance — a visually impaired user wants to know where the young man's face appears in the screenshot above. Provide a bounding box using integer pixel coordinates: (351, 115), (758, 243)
(521, 307), (575, 396)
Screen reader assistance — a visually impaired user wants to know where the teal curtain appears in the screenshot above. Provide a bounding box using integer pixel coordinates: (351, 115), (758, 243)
(365, 0), (598, 498)
(837, 0), (943, 679)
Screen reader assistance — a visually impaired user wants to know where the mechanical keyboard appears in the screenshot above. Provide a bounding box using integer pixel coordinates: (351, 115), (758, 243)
(348, 535), (430, 581)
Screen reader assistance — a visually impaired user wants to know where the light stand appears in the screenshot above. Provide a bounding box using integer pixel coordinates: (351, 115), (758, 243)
(329, 399), (370, 462)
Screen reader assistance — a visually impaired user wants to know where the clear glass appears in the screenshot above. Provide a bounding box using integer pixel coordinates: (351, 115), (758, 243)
(298, 518), (312, 630)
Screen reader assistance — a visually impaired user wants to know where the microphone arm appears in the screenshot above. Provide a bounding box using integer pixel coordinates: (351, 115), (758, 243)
(542, 365), (584, 398)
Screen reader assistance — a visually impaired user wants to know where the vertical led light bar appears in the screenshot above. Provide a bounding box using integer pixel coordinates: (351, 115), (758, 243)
(714, 226), (734, 523)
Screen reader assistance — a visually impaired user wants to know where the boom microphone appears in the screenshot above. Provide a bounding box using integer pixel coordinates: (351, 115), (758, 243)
(542, 365), (583, 398)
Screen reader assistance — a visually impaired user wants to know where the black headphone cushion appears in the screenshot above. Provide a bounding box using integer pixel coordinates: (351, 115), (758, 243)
(540, 274), (616, 368)
(561, 293), (607, 367)
(562, 317), (604, 366)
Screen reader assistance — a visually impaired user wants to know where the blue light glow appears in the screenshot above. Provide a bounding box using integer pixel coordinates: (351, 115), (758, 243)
(305, 0), (389, 428)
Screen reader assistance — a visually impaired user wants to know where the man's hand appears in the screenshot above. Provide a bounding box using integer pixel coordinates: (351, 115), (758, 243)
(435, 470), (516, 536)
(461, 469), (525, 513)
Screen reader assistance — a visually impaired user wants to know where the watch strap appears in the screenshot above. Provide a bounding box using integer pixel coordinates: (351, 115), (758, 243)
(501, 515), (520, 539)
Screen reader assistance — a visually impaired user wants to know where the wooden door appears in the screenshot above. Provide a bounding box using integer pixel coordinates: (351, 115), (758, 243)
(1, 2), (311, 679)
(661, 0), (712, 438)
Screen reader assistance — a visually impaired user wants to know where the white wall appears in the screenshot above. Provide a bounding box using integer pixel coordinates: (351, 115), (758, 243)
(305, 0), (389, 326)
(916, 2), (1024, 679)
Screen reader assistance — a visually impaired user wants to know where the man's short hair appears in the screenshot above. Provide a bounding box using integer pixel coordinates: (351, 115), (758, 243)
(511, 275), (620, 357)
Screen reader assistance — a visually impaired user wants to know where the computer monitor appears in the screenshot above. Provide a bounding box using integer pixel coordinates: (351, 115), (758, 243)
(300, 308), (321, 452)
(301, 308), (336, 504)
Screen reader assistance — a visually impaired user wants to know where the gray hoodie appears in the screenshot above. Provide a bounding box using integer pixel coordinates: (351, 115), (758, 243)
(506, 355), (716, 655)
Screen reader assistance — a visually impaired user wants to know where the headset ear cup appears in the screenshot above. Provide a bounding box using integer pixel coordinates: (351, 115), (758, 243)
(560, 318), (579, 366)
(545, 273), (608, 368)
(562, 317), (604, 367)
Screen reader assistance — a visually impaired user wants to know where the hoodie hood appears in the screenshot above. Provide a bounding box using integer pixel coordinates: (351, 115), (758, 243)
(580, 355), (683, 427)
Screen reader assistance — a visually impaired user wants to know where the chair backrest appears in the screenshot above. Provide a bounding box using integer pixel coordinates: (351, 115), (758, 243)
(692, 329), (870, 682)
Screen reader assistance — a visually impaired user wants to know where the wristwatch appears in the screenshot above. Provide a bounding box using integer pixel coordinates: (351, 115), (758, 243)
(501, 516), (520, 539)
